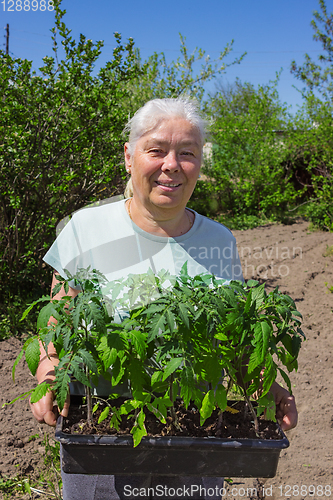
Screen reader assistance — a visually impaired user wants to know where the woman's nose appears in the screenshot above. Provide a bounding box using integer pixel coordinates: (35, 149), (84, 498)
(161, 151), (179, 171)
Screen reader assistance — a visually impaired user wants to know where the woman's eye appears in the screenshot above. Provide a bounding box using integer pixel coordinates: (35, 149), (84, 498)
(149, 148), (163, 154)
(181, 151), (195, 156)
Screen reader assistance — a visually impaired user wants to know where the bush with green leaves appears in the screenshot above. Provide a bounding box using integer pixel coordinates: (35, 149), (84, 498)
(288, 0), (333, 230)
(10, 266), (304, 446)
(121, 34), (246, 115)
(203, 78), (303, 224)
(0, 1), (143, 316)
(290, 96), (333, 231)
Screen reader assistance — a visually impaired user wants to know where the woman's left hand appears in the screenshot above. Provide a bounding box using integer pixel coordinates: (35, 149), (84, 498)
(270, 382), (298, 431)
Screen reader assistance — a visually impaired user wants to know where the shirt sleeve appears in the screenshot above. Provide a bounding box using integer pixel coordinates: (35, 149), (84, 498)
(43, 215), (82, 288)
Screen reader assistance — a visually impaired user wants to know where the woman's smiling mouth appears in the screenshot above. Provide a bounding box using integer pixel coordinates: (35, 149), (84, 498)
(156, 181), (181, 188)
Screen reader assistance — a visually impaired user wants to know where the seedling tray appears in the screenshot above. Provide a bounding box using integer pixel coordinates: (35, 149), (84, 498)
(55, 414), (289, 478)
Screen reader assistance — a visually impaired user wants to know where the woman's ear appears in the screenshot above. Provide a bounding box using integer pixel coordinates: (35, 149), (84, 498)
(124, 143), (131, 173)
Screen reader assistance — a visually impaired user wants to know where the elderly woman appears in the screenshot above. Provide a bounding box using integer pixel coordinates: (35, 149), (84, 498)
(31, 98), (297, 500)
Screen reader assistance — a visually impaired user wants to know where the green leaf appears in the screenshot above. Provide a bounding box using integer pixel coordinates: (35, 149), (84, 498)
(291, 335), (302, 358)
(127, 330), (146, 359)
(247, 279), (259, 287)
(131, 409), (147, 447)
(146, 402), (166, 424)
(178, 303), (190, 329)
(247, 349), (261, 374)
(12, 349), (24, 382)
(200, 389), (215, 425)
(281, 334), (293, 355)
(147, 313), (167, 341)
(162, 357), (183, 381)
(154, 395), (173, 421)
(215, 384), (227, 411)
(254, 320), (271, 364)
(98, 406), (110, 424)
(98, 337), (119, 370)
(244, 289), (252, 313)
(62, 325), (73, 352)
(111, 357), (126, 386)
(37, 301), (58, 330)
(70, 359), (91, 387)
(201, 355), (222, 386)
(107, 330), (129, 351)
(219, 286), (237, 307)
(252, 283), (266, 307)
(20, 296), (50, 322)
(25, 337), (41, 376)
(77, 349), (98, 374)
(30, 382), (52, 404)
(262, 353), (277, 395)
(129, 358), (146, 391)
(151, 370), (163, 386)
(277, 367), (292, 393)
(180, 365), (195, 408)
(256, 392), (276, 421)
(54, 363), (71, 411)
(2, 389), (35, 407)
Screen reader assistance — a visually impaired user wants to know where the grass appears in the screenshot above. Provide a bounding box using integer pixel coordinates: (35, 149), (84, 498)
(0, 434), (62, 500)
(323, 245), (333, 258)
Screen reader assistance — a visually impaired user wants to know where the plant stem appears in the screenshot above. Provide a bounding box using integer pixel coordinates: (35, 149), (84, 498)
(169, 374), (181, 431)
(82, 318), (93, 426)
(237, 355), (260, 436)
(244, 391), (259, 436)
(217, 410), (223, 430)
(85, 364), (93, 425)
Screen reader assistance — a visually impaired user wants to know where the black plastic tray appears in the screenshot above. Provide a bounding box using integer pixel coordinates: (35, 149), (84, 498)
(55, 415), (289, 478)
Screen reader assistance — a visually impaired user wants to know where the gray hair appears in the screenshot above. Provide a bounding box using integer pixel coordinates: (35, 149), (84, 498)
(124, 97), (206, 156)
(124, 177), (133, 198)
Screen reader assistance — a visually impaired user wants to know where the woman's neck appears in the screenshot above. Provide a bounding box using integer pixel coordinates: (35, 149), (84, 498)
(126, 198), (194, 237)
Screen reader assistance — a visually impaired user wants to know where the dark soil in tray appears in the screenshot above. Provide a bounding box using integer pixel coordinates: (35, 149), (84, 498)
(62, 399), (283, 440)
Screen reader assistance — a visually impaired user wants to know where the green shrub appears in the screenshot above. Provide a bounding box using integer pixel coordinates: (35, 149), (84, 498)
(204, 79), (301, 222)
(0, 2), (142, 326)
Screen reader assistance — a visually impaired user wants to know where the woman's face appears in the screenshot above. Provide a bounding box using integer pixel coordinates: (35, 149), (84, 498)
(124, 118), (202, 216)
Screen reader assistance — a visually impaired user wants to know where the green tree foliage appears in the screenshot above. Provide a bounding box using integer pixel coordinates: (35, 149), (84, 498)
(288, 96), (333, 231)
(0, 3), (142, 328)
(201, 78), (302, 228)
(289, 0), (333, 230)
(291, 0), (333, 100)
(122, 35), (246, 116)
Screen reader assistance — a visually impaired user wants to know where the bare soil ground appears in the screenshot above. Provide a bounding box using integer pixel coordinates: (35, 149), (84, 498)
(1, 219), (333, 499)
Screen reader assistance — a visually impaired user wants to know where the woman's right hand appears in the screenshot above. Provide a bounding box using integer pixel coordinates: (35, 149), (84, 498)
(32, 348), (70, 427)
(31, 273), (78, 426)
(30, 387), (70, 427)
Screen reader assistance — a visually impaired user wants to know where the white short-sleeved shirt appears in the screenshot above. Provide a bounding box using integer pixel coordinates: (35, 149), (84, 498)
(44, 198), (243, 285)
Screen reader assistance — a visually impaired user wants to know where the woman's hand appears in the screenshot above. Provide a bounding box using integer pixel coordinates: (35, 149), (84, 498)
(270, 382), (298, 431)
(30, 388), (70, 427)
(32, 354), (70, 426)
(30, 273), (79, 426)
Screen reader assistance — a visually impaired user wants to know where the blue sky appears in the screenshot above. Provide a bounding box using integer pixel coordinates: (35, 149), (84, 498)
(2, 0), (331, 113)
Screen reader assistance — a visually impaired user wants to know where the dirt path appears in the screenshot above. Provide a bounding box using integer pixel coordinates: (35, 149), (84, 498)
(1, 219), (333, 499)
(231, 220), (333, 498)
